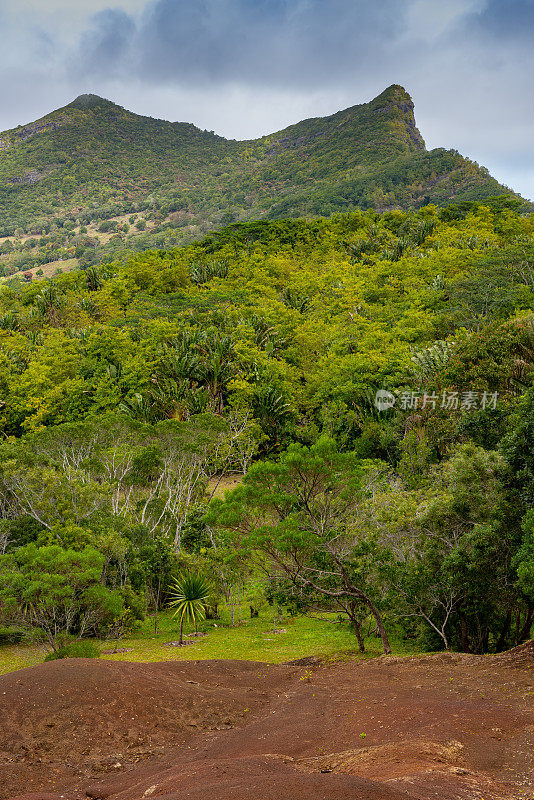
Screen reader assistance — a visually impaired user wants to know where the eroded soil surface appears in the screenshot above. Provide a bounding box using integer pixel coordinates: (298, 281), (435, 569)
(1, 642), (533, 800)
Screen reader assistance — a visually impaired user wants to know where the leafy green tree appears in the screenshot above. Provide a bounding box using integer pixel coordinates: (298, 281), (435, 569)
(512, 511), (534, 642)
(394, 444), (511, 652)
(0, 544), (124, 650)
(211, 438), (392, 653)
(138, 536), (176, 634)
(0, 459), (109, 534)
(503, 387), (534, 508)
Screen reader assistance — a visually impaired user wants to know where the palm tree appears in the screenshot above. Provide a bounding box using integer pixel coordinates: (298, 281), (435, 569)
(168, 573), (211, 645)
(84, 266), (103, 291)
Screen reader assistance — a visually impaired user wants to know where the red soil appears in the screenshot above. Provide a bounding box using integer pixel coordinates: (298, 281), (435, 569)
(1, 645), (533, 800)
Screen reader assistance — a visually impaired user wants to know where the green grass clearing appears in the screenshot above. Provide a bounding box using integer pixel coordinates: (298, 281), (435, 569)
(0, 606), (421, 675)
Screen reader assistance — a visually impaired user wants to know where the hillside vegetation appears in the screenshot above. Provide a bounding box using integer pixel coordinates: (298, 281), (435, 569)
(0, 198), (533, 659)
(0, 85), (529, 278)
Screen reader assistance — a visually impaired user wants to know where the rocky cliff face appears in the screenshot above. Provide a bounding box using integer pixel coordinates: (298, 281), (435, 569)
(369, 84), (426, 151)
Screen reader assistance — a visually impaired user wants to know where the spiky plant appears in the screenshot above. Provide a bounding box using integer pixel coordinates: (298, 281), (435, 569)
(410, 339), (456, 381)
(85, 266), (103, 291)
(168, 573), (211, 645)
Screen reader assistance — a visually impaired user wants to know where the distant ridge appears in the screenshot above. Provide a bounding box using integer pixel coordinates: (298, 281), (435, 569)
(0, 84), (529, 242)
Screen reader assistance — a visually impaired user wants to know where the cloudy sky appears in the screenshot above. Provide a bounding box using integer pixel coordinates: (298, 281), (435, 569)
(0, 0), (533, 199)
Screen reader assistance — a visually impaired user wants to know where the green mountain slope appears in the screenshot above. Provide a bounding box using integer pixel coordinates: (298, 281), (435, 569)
(0, 85), (529, 274)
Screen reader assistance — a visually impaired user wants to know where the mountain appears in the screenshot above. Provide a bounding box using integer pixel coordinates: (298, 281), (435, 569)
(0, 85), (529, 274)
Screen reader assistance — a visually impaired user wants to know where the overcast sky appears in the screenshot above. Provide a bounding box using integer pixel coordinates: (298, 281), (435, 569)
(0, 0), (533, 200)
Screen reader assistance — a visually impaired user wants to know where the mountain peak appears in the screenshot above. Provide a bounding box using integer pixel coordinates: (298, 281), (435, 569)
(365, 84), (425, 151)
(68, 94), (115, 110)
(0, 83), (527, 246)
(376, 84), (413, 102)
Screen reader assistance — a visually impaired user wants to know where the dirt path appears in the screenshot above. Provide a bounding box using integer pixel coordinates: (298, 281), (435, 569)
(1, 645), (533, 800)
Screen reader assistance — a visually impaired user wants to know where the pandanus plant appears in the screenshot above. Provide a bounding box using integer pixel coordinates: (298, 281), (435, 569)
(168, 573), (211, 645)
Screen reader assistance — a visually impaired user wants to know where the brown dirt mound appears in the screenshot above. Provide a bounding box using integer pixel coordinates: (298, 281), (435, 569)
(0, 658), (295, 798)
(294, 739), (519, 800)
(84, 755), (409, 800)
(1, 650), (533, 800)
(296, 737), (467, 778)
(492, 639), (534, 668)
(0, 658), (279, 755)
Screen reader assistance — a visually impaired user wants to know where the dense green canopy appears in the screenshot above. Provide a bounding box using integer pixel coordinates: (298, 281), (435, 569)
(1, 199), (533, 653)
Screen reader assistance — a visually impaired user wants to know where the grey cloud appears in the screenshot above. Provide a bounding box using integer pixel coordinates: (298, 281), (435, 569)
(71, 0), (409, 88)
(472, 0), (534, 39)
(76, 8), (136, 76)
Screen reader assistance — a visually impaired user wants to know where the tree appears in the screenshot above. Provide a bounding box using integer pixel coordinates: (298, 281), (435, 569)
(5, 416), (214, 552)
(391, 443), (512, 653)
(0, 463), (109, 532)
(138, 536), (175, 634)
(211, 438), (392, 654)
(168, 572), (211, 645)
(503, 387), (534, 509)
(0, 544), (124, 651)
(511, 511), (534, 643)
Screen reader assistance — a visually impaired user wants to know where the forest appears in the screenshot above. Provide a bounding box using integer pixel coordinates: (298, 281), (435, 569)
(0, 195), (533, 658)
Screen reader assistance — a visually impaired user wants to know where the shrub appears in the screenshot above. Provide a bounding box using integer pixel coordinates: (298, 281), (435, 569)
(44, 640), (100, 661)
(0, 544), (125, 651)
(0, 625), (26, 645)
(169, 572), (211, 645)
(98, 220), (118, 233)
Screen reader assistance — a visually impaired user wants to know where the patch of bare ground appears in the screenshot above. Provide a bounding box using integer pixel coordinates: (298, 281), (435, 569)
(1, 642), (533, 800)
(0, 258), (78, 282)
(207, 474), (244, 500)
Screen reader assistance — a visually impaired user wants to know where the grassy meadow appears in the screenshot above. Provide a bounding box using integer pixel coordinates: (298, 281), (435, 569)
(0, 606), (419, 676)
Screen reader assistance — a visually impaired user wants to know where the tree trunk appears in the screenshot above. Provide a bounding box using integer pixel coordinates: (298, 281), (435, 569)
(495, 610), (512, 652)
(363, 596), (391, 655)
(518, 604), (534, 644)
(346, 602), (365, 652)
(460, 613), (471, 653)
(179, 616), (184, 646)
(352, 618), (365, 652)
(515, 611), (521, 641)
(473, 625), (489, 654)
(153, 580), (161, 635)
